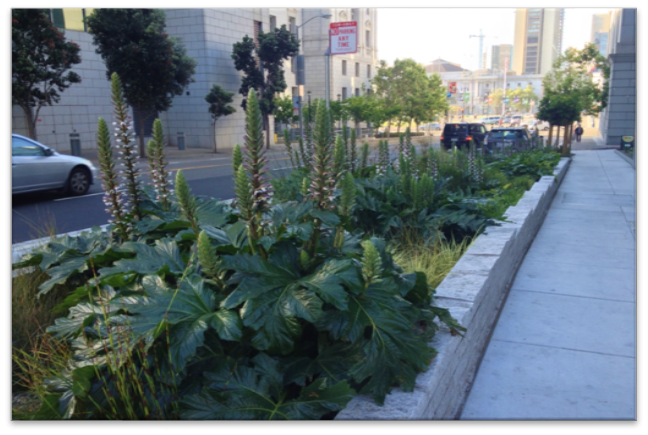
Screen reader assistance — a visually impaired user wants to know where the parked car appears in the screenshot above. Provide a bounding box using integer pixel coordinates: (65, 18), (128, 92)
(481, 116), (501, 125)
(12, 134), (97, 196)
(510, 115), (523, 126)
(484, 127), (532, 153)
(419, 122), (441, 131)
(527, 119), (549, 132)
(440, 123), (488, 150)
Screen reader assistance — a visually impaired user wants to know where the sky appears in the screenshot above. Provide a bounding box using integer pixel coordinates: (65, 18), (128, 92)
(376, 7), (615, 70)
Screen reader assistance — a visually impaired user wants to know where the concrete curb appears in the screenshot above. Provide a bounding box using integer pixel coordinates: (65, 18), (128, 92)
(614, 149), (635, 169)
(336, 157), (572, 420)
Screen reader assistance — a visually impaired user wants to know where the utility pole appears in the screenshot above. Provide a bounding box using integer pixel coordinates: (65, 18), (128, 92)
(469, 29), (496, 70)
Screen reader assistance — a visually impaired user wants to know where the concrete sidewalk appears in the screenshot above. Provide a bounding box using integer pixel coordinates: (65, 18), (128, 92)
(460, 149), (636, 420)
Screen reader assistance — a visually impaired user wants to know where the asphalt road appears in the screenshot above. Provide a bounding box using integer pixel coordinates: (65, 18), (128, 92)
(11, 155), (295, 244)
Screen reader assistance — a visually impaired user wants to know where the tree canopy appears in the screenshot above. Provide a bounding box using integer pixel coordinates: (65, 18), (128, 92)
(205, 84), (236, 152)
(12, 9), (82, 140)
(87, 9), (196, 156)
(231, 25), (299, 148)
(542, 43), (610, 117)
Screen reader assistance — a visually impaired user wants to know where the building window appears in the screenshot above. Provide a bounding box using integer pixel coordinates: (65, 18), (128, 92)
(270, 15), (277, 30)
(342, 87), (347, 100)
(254, 20), (262, 44)
(367, 64), (371, 78)
(366, 30), (371, 47)
(342, 60), (347, 75)
(351, 9), (357, 21)
(50, 8), (94, 32)
(355, 62), (360, 77)
(355, 88), (360, 97)
(517, 83), (521, 87)
(289, 17), (296, 35)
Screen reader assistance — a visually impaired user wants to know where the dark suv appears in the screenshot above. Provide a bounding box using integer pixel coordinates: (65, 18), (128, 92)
(484, 127), (531, 153)
(440, 123), (487, 150)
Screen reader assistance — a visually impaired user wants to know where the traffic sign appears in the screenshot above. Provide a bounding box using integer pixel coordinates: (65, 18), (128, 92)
(330, 21), (357, 55)
(448, 82), (457, 93)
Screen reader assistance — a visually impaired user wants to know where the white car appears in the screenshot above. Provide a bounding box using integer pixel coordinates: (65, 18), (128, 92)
(12, 134), (98, 195)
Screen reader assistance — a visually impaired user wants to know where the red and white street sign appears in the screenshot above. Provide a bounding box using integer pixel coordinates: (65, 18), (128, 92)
(330, 21), (357, 55)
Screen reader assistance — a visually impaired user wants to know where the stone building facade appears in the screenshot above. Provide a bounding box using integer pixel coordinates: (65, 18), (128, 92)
(598, 9), (636, 146)
(12, 8), (378, 154)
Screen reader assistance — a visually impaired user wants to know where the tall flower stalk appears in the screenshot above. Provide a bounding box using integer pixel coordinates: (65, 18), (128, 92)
(333, 135), (346, 181)
(96, 117), (128, 239)
(148, 119), (172, 210)
(307, 100), (334, 210)
(175, 170), (199, 238)
(111, 72), (143, 223)
(349, 128), (357, 172)
(232, 143), (243, 174)
(359, 142), (369, 173)
(306, 100), (334, 257)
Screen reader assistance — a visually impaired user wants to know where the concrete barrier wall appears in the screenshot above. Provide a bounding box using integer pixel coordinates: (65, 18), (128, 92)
(336, 157), (571, 420)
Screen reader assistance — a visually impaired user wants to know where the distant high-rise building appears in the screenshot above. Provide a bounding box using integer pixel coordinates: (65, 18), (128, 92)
(591, 13), (611, 57)
(491, 44), (513, 71)
(512, 8), (564, 75)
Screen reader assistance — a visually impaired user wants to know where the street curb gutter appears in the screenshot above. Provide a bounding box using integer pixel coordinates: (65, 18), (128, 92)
(336, 157), (571, 420)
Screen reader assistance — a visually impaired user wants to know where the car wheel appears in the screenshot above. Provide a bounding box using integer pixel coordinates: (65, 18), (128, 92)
(67, 167), (91, 196)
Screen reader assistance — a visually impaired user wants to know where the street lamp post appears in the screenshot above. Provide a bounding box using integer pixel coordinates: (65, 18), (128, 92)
(296, 13), (332, 141)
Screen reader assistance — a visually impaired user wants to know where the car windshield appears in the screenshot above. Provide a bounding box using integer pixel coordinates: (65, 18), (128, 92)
(488, 130), (524, 139)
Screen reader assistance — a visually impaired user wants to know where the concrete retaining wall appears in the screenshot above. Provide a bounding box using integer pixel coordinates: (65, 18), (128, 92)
(336, 157), (571, 420)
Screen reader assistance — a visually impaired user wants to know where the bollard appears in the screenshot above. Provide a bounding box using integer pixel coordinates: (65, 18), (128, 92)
(177, 132), (185, 150)
(70, 133), (81, 156)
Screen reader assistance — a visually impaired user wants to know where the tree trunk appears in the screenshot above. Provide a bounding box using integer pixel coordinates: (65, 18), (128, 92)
(561, 124), (570, 156)
(213, 120), (218, 153)
(355, 120), (360, 140)
(554, 126), (561, 148)
(136, 107), (147, 158)
(568, 124), (573, 146)
(22, 105), (37, 140)
(547, 124), (553, 149)
(386, 119), (391, 137)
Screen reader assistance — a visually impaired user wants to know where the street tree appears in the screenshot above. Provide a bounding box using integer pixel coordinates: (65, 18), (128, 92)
(508, 85), (539, 113)
(412, 73), (448, 129)
(205, 84), (236, 153)
(536, 92), (582, 156)
(342, 95), (372, 138)
(371, 60), (400, 134)
(231, 25), (299, 149)
(12, 9), (82, 140)
(543, 43), (610, 116)
(273, 94), (297, 128)
(87, 9), (197, 157)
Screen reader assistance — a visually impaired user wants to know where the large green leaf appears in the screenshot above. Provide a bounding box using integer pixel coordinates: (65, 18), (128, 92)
(298, 259), (354, 310)
(38, 256), (89, 296)
(179, 355), (355, 420)
(112, 275), (242, 369)
(98, 239), (185, 278)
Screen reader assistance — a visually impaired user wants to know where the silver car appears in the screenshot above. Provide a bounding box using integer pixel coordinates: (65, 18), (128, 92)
(12, 134), (98, 196)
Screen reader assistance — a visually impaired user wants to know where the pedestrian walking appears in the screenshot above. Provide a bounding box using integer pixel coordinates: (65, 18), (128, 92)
(575, 124), (584, 142)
